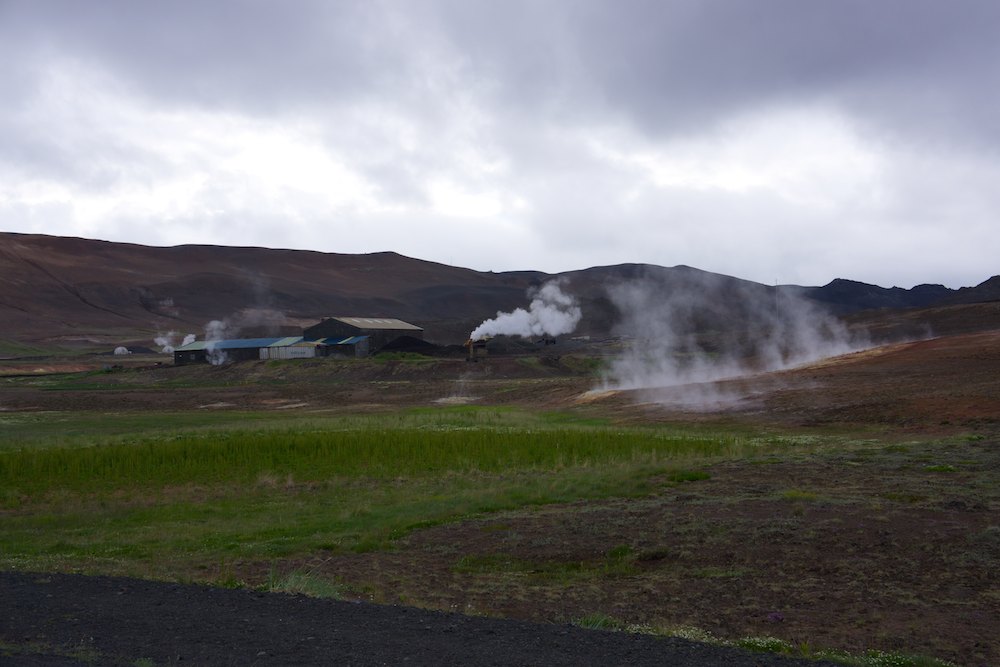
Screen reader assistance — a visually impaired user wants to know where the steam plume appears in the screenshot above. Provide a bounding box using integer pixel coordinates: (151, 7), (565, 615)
(199, 307), (288, 365)
(154, 331), (197, 354)
(204, 320), (228, 341)
(203, 319), (229, 365)
(471, 280), (582, 341)
(601, 271), (870, 406)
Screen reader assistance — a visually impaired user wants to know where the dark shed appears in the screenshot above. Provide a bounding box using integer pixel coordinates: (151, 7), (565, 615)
(304, 317), (423, 352)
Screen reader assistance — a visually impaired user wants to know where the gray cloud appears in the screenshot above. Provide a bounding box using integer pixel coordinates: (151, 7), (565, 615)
(435, 1), (1000, 143)
(1, 0), (998, 289)
(1, 2), (381, 108)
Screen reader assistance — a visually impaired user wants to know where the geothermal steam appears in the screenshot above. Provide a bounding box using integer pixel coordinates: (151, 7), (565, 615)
(601, 271), (869, 405)
(204, 319), (229, 366)
(196, 309), (289, 365)
(154, 331), (196, 354)
(471, 281), (582, 341)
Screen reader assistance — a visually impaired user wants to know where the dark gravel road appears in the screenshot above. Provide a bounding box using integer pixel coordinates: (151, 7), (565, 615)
(1, 572), (838, 666)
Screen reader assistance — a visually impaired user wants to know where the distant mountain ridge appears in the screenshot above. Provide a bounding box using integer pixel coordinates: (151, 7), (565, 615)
(0, 232), (996, 348)
(795, 278), (954, 313)
(792, 276), (1000, 313)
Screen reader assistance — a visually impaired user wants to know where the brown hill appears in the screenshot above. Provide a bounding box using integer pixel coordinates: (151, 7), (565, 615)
(0, 233), (549, 347)
(1, 232), (997, 351)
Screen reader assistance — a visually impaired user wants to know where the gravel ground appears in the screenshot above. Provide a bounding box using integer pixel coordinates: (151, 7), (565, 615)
(0, 572), (838, 666)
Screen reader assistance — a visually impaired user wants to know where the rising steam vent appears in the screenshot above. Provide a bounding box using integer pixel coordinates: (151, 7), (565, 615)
(469, 280), (581, 342)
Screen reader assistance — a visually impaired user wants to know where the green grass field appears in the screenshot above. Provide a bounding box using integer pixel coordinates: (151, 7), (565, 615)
(2, 401), (988, 665)
(0, 406), (805, 577)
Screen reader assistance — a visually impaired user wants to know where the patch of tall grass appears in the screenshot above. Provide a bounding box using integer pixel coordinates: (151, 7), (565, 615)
(0, 407), (831, 578)
(1, 426), (747, 496)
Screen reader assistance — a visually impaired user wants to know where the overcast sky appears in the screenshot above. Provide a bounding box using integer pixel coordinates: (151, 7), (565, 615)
(1, 1), (998, 288)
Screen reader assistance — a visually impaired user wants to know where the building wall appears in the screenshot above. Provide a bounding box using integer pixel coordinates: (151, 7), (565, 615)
(327, 338), (370, 358)
(367, 329), (421, 350)
(226, 347), (263, 362)
(174, 350), (206, 365)
(303, 319), (422, 352)
(260, 346), (317, 360)
(303, 319), (359, 341)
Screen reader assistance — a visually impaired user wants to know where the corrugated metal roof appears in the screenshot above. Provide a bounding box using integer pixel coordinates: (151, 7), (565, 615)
(332, 335), (369, 345)
(329, 317), (423, 331)
(216, 338), (283, 349)
(174, 338), (282, 351)
(268, 336), (304, 347)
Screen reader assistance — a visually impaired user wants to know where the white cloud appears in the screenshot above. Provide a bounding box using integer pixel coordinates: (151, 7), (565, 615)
(1, 1), (999, 289)
(587, 107), (885, 208)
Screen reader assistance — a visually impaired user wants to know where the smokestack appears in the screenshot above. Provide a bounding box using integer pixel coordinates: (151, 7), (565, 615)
(465, 337), (488, 362)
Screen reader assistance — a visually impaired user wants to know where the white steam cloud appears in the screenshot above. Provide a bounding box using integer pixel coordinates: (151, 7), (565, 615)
(197, 309), (288, 365)
(154, 331), (197, 354)
(601, 271), (870, 407)
(204, 319), (229, 366)
(204, 320), (228, 341)
(471, 280), (582, 341)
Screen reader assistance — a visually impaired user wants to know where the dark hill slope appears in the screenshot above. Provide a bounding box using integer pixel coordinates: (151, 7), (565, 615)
(948, 275), (1000, 304)
(0, 233), (546, 344)
(795, 278), (954, 313)
(0, 232), (997, 348)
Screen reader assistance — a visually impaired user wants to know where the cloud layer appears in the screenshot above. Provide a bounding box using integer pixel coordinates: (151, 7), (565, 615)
(2, 0), (998, 288)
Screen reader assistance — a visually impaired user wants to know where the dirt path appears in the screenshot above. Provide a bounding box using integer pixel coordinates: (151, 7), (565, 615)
(0, 572), (836, 666)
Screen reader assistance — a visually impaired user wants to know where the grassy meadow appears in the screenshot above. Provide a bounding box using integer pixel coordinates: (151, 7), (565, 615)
(1, 406), (802, 577)
(2, 402), (992, 666)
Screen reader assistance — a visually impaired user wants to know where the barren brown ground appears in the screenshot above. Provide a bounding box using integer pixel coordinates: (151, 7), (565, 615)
(3, 331), (999, 430)
(2, 330), (999, 665)
(289, 438), (997, 665)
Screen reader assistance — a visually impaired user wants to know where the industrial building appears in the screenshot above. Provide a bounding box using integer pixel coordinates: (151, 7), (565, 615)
(257, 337), (323, 360)
(173, 337), (284, 364)
(323, 335), (371, 358)
(173, 316), (418, 364)
(303, 317), (424, 351)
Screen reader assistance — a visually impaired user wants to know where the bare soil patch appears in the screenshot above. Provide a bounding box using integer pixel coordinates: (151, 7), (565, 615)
(261, 438), (999, 666)
(596, 331), (1000, 435)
